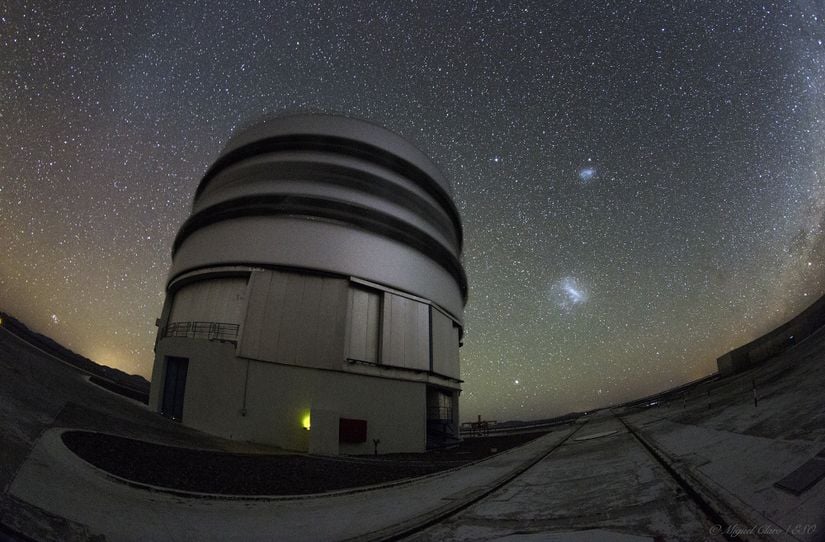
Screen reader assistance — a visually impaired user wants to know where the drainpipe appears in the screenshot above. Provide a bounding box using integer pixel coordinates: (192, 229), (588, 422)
(240, 359), (250, 416)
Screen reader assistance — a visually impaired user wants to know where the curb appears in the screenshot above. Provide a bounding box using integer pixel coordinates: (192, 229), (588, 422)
(53, 428), (561, 502)
(618, 417), (785, 542)
(345, 423), (585, 542)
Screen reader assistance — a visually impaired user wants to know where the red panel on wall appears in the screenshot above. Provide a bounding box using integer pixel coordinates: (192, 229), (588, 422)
(339, 418), (368, 443)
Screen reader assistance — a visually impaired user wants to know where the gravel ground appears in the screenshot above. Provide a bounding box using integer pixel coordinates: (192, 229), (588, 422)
(61, 430), (549, 496)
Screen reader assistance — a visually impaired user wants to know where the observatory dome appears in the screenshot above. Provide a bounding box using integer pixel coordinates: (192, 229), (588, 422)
(170, 114), (466, 317)
(150, 114), (467, 454)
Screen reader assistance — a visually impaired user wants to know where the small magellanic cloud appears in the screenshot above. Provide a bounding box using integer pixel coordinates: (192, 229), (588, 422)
(578, 166), (596, 183)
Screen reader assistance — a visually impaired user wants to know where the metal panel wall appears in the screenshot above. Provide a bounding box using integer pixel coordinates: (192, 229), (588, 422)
(239, 270), (348, 369)
(431, 308), (460, 379)
(347, 287), (381, 363)
(237, 270), (271, 355)
(168, 277), (248, 324)
(382, 293), (429, 370)
(170, 217), (466, 320)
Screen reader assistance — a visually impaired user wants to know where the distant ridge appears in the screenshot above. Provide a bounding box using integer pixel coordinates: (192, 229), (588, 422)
(0, 311), (149, 400)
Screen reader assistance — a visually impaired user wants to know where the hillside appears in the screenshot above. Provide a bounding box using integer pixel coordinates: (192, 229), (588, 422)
(0, 311), (149, 395)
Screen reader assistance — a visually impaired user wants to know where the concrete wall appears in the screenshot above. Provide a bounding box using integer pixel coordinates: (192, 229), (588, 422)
(716, 348), (750, 376)
(149, 265), (461, 453)
(149, 338), (241, 420)
(153, 335), (426, 453)
(717, 293), (825, 376)
(242, 359), (427, 453)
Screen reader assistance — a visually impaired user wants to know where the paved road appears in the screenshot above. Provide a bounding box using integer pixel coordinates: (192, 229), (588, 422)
(408, 414), (718, 542)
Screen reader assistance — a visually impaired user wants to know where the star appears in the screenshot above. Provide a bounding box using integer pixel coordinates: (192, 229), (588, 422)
(2, 1), (823, 422)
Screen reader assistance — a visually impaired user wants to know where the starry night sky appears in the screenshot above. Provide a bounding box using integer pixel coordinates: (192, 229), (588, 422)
(3, 1), (825, 421)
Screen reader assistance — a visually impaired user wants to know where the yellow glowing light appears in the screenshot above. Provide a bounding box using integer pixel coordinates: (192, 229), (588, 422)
(301, 412), (311, 431)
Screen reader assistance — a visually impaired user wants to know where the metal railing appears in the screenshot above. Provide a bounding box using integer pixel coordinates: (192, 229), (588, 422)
(163, 321), (240, 343)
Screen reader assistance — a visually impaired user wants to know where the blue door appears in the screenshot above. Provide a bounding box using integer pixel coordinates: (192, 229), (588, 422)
(161, 356), (188, 421)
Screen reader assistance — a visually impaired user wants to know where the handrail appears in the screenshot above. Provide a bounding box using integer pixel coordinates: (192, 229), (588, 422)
(163, 321), (240, 343)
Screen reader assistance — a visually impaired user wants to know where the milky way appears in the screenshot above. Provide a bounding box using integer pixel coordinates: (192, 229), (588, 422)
(2, 2), (825, 420)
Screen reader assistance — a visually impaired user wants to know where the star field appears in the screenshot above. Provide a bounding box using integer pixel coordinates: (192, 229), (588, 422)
(2, 1), (825, 421)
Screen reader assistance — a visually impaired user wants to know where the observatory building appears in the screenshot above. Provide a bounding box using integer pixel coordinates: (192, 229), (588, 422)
(149, 114), (467, 454)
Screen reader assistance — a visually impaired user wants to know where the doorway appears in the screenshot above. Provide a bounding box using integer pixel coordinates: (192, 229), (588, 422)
(426, 386), (458, 448)
(161, 356), (189, 421)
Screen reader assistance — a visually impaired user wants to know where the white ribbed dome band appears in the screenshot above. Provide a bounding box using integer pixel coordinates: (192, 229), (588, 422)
(172, 193), (469, 301)
(194, 135), (462, 241)
(196, 158), (461, 252)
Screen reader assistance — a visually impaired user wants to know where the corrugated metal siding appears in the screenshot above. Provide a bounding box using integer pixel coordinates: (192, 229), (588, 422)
(347, 287), (381, 363)
(169, 277), (248, 324)
(431, 308), (460, 379)
(382, 293), (429, 370)
(238, 270), (271, 355)
(238, 270), (348, 369)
